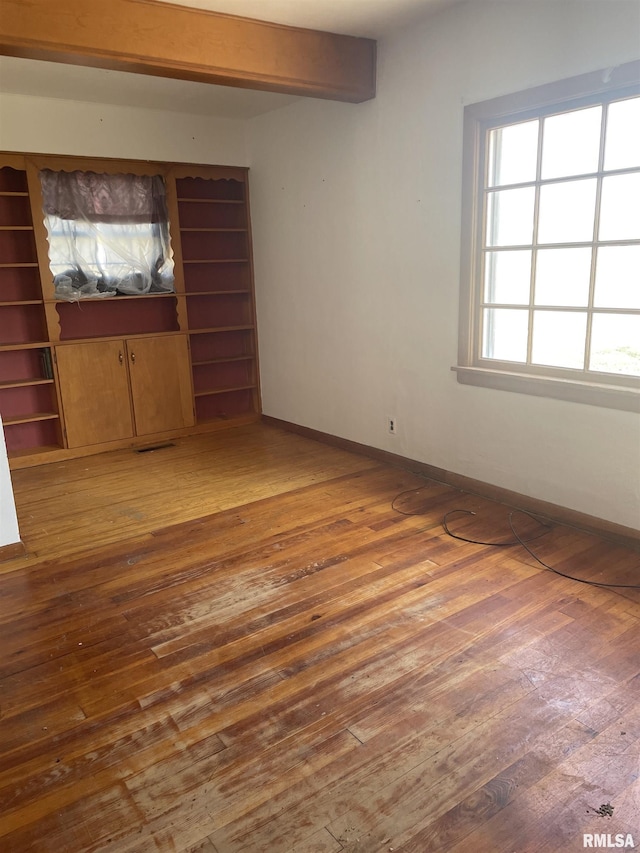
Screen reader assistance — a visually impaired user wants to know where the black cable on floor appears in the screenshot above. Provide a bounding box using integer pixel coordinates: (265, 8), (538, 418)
(390, 484), (640, 591)
(507, 511), (640, 590)
(442, 508), (551, 547)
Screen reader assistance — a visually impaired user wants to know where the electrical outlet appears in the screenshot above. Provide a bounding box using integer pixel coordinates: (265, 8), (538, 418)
(388, 417), (397, 435)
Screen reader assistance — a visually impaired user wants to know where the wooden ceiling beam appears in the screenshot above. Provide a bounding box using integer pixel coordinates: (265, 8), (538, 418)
(0, 0), (376, 103)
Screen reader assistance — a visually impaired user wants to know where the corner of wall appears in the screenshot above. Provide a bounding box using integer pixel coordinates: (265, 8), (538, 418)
(0, 416), (21, 549)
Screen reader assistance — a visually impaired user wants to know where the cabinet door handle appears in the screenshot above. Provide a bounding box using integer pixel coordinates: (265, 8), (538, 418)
(119, 350), (124, 364)
(131, 352), (136, 364)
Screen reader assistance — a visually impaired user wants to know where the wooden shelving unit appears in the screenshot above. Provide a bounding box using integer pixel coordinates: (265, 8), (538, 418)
(0, 155), (261, 468)
(0, 161), (63, 458)
(174, 170), (260, 428)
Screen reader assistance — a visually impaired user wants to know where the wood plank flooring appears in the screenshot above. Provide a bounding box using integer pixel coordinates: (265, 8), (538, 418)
(1, 423), (639, 852)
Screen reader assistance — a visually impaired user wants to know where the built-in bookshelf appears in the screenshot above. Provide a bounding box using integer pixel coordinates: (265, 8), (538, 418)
(0, 155), (260, 468)
(0, 163), (62, 457)
(175, 172), (260, 427)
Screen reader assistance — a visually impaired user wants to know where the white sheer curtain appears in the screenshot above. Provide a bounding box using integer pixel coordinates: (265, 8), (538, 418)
(40, 170), (175, 298)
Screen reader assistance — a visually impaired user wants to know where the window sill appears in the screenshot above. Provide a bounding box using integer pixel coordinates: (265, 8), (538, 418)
(453, 365), (640, 413)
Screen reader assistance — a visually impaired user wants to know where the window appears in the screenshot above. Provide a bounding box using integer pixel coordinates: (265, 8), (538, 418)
(456, 61), (640, 412)
(40, 169), (175, 298)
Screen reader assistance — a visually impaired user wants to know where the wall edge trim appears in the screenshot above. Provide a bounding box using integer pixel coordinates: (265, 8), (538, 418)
(0, 541), (26, 563)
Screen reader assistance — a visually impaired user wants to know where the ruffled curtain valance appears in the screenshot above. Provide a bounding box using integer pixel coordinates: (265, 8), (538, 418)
(39, 170), (168, 224)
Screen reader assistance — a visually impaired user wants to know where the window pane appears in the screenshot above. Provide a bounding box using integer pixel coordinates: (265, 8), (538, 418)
(482, 308), (528, 361)
(486, 187), (535, 246)
(599, 172), (640, 241)
(537, 179), (597, 244)
(488, 120), (538, 187)
(604, 97), (640, 171)
(534, 247), (592, 306)
(590, 314), (640, 376)
(484, 250), (531, 304)
(531, 311), (587, 368)
(594, 245), (640, 309)
(541, 106), (602, 179)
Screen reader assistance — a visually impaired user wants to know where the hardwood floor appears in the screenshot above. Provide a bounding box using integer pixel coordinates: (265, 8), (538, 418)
(1, 423), (639, 852)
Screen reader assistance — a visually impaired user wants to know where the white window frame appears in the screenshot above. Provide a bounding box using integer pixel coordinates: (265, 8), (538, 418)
(454, 60), (640, 413)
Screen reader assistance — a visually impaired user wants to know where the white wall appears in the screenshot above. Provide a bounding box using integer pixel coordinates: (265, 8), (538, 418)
(0, 92), (248, 164)
(0, 418), (20, 548)
(248, 0), (640, 529)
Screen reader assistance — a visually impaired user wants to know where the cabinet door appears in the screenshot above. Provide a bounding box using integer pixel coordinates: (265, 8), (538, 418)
(126, 335), (194, 437)
(55, 341), (134, 448)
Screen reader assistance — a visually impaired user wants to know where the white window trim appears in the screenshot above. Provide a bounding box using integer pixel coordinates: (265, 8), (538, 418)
(455, 60), (640, 413)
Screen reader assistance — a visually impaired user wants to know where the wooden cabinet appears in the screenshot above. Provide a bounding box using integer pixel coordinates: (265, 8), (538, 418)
(0, 154), (260, 469)
(55, 340), (133, 448)
(126, 335), (194, 436)
(56, 335), (194, 448)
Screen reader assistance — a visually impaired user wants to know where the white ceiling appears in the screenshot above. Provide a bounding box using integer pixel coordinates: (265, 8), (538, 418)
(0, 0), (462, 118)
(155, 0), (458, 38)
(0, 56), (302, 119)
